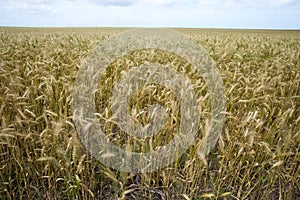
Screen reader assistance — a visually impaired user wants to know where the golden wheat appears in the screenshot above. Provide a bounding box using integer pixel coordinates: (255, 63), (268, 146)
(0, 27), (299, 199)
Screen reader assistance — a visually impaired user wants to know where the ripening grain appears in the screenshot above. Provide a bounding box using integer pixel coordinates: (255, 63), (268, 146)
(0, 28), (299, 199)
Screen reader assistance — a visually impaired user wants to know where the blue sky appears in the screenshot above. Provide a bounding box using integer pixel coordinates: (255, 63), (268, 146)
(0, 0), (299, 29)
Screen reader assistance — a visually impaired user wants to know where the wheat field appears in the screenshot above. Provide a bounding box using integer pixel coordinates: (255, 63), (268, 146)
(0, 27), (299, 199)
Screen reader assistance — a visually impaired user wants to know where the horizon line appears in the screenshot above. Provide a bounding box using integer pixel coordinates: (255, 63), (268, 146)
(1, 25), (300, 31)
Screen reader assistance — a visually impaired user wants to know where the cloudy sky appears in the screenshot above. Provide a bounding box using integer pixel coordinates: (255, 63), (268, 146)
(0, 0), (299, 29)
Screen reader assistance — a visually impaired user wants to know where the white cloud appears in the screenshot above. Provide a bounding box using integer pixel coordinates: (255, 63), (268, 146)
(240, 0), (297, 8)
(4, 0), (56, 14)
(86, 0), (188, 7)
(90, 0), (137, 7)
(2, 0), (298, 11)
(138, 0), (187, 6)
(197, 0), (299, 9)
(6, 0), (296, 10)
(197, 0), (235, 9)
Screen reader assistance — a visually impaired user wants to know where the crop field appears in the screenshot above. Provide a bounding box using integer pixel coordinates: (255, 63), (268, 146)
(0, 27), (299, 199)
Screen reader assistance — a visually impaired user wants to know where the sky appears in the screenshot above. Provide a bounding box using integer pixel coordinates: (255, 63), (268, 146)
(0, 0), (299, 29)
